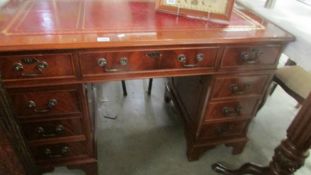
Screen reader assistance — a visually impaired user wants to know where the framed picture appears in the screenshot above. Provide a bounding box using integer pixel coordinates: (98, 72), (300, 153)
(155, 0), (235, 24)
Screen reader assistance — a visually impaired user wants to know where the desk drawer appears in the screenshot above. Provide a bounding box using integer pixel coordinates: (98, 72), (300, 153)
(79, 48), (218, 77)
(199, 121), (248, 139)
(30, 141), (88, 162)
(204, 98), (260, 122)
(220, 45), (281, 69)
(21, 118), (83, 141)
(0, 53), (76, 81)
(211, 74), (270, 99)
(8, 85), (82, 118)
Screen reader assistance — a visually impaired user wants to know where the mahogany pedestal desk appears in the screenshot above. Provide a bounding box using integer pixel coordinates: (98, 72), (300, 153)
(0, 0), (294, 175)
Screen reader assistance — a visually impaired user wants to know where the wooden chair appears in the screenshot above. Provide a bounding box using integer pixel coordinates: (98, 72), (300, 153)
(270, 65), (311, 106)
(121, 78), (153, 96)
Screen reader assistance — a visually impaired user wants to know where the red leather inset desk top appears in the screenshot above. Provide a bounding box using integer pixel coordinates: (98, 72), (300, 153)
(0, 0), (293, 51)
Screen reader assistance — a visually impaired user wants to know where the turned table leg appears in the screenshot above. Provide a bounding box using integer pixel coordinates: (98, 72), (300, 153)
(212, 93), (311, 175)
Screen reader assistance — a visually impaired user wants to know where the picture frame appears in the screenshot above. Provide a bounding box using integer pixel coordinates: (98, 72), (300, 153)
(155, 0), (235, 24)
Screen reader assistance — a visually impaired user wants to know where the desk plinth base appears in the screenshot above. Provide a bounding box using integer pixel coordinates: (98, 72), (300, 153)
(165, 78), (248, 161)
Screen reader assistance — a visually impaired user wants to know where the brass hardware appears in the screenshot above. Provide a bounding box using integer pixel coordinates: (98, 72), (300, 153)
(120, 57), (128, 66)
(230, 84), (250, 95)
(146, 51), (162, 58)
(14, 63), (24, 71)
(27, 99), (58, 113)
(44, 148), (52, 156)
(98, 57), (128, 72)
(44, 145), (70, 158)
(97, 58), (108, 67)
(55, 124), (65, 133)
(13, 58), (48, 77)
(36, 61), (48, 72)
(36, 124), (65, 137)
(177, 54), (187, 63)
(196, 53), (205, 62)
(240, 48), (263, 64)
(216, 125), (234, 135)
(177, 53), (205, 67)
(21, 58), (38, 64)
(222, 105), (242, 116)
(61, 146), (70, 154)
(47, 99), (58, 108)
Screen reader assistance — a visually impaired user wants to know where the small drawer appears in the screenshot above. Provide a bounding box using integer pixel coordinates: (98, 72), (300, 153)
(0, 53), (76, 81)
(79, 51), (157, 76)
(220, 45), (281, 69)
(8, 85), (82, 118)
(211, 74), (270, 99)
(21, 118), (83, 141)
(30, 141), (88, 162)
(204, 98), (260, 122)
(199, 122), (248, 139)
(79, 48), (218, 77)
(159, 48), (218, 69)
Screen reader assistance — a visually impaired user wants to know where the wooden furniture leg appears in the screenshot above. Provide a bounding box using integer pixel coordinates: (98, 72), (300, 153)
(121, 80), (128, 96)
(147, 78), (153, 95)
(121, 78), (153, 96)
(212, 93), (311, 175)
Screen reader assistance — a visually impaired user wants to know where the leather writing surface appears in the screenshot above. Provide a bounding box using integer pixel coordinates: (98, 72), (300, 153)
(3, 0), (264, 35)
(0, 0), (293, 52)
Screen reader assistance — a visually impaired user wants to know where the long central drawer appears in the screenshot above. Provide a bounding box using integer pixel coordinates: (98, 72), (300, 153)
(79, 47), (218, 77)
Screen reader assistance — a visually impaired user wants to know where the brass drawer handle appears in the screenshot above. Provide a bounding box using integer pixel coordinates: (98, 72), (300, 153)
(240, 48), (263, 64)
(44, 145), (70, 158)
(230, 84), (250, 95)
(98, 57), (128, 72)
(222, 105), (242, 116)
(216, 125), (234, 135)
(36, 124), (64, 137)
(177, 53), (205, 68)
(27, 99), (58, 113)
(13, 58), (48, 77)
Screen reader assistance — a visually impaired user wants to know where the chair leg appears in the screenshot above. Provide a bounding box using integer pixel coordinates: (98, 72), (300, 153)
(121, 80), (127, 96)
(147, 78), (153, 95)
(269, 82), (278, 96)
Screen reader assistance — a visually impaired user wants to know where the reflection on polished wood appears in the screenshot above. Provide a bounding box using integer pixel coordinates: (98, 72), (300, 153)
(0, 0), (295, 175)
(212, 93), (311, 175)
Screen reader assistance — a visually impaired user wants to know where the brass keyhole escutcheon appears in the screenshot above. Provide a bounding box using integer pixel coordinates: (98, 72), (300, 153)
(120, 57), (128, 66)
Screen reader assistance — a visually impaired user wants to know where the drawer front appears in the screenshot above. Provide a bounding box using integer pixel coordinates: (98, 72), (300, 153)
(21, 118), (83, 141)
(199, 122), (248, 139)
(9, 86), (82, 118)
(204, 98), (260, 122)
(79, 48), (218, 77)
(159, 48), (218, 69)
(30, 141), (88, 162)
(0, 53), (76, 80)
(221, 45), (281, 69)
(211, 74), (270, 99)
